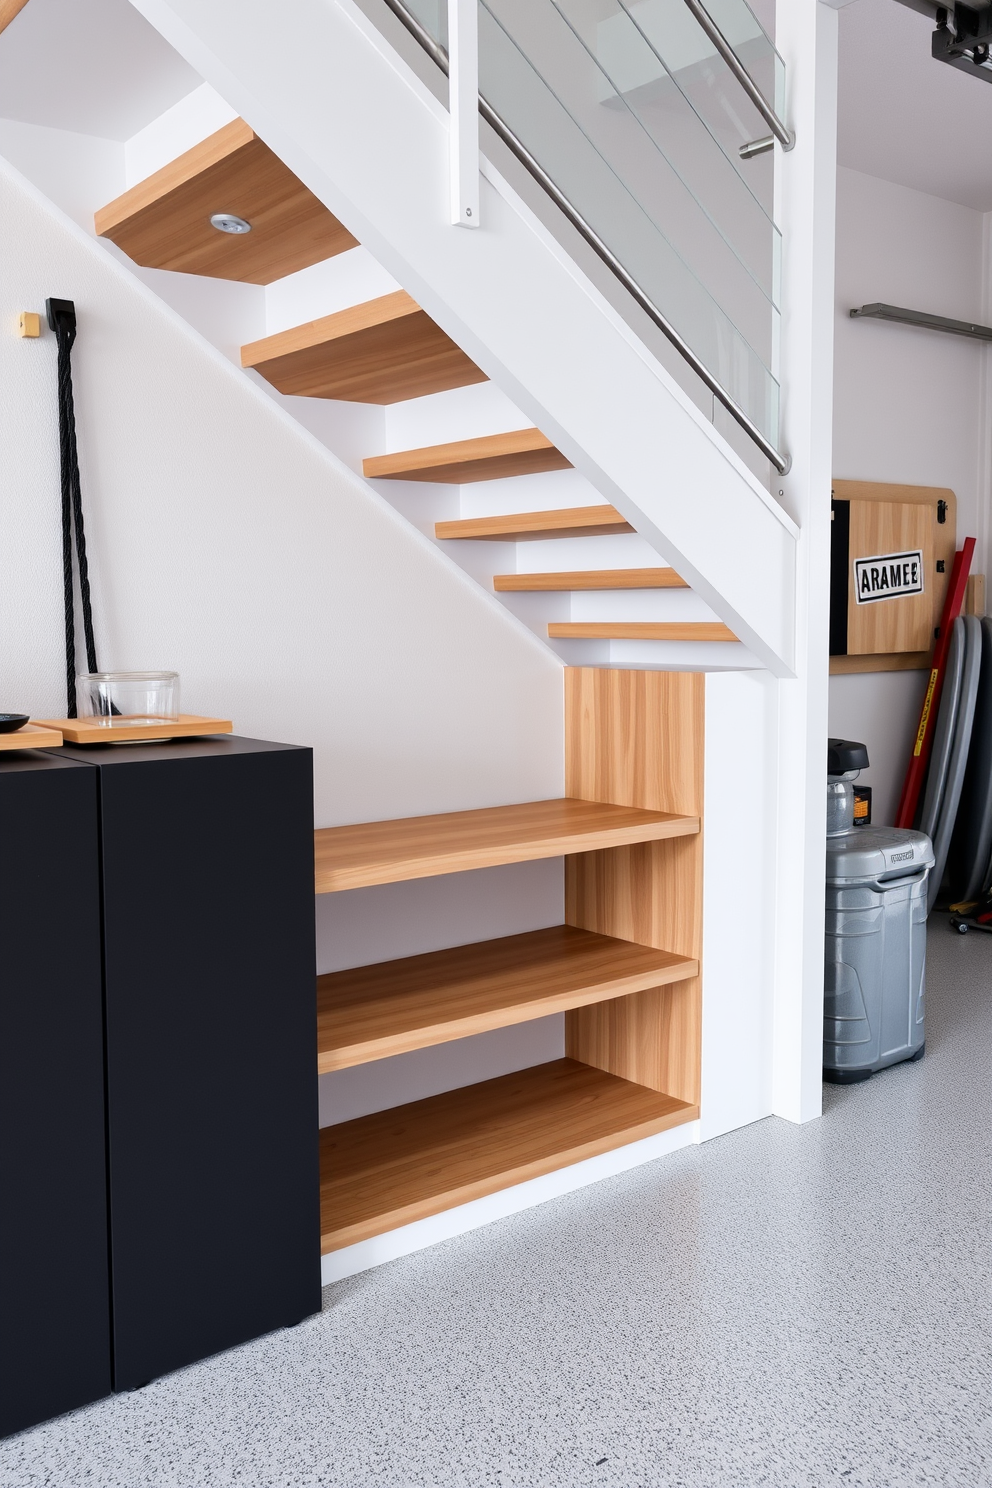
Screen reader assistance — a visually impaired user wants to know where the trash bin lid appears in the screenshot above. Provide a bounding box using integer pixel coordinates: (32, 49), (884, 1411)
(826, 826), (935, 884)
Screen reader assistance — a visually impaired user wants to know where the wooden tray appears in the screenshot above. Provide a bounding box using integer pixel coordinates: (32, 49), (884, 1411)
(32, 714), (233, 745)
(0, 723), (63, 750)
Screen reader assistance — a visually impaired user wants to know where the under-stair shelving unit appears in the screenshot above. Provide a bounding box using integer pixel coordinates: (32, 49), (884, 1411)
(95, 118), (357, 282)
(241, 289), (486, 403)
(89, 115), (715, 1260)
(314, 669), (705, 1256)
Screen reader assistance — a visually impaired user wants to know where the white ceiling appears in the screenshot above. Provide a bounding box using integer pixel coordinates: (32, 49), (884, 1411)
(838, 0), (992, 211)
(0, 0), (200, 140)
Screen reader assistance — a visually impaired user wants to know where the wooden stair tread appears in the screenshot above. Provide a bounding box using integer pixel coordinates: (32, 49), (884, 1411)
(549, 622), (738, 641)
(319, 1057), (696, 1250)
(363, 428), (571, 483)
(436, 505), (632, 542)
(317, 925), (697, 1072)
(241, 290), (485, 404)
(94, 119), (357, 284)
(494, 568), (688, 591)
(314, 797), (699, 893)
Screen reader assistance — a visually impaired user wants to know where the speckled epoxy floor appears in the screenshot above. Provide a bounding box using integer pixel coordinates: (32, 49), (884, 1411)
(4, 922), (992, 1488)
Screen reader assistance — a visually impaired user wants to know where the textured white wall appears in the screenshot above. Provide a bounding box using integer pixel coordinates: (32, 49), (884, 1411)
(830, 165), (988, 822)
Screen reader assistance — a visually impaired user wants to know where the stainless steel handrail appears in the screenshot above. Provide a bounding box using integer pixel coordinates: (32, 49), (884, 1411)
(680, 0), (794, 151)
(379, 0), (790, 474)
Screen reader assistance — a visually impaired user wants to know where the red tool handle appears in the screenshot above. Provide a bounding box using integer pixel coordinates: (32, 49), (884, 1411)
(894, 536), (976, 829)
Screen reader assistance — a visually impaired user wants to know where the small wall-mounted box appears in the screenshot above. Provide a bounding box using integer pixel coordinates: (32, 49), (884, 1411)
(18, 312), (41, 338)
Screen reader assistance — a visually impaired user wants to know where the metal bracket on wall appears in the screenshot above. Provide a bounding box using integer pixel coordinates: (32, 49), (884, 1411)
(850, 302), (992, 342)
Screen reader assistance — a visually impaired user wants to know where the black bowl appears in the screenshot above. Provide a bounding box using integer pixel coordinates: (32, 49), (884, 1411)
(0, 713), (30, 733)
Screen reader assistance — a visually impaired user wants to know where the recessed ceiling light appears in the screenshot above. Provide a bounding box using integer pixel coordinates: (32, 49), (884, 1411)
(210, 213), (252, 235)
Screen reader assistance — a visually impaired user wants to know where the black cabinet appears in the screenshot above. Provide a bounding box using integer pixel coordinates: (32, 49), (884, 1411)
(57, 735), (321, 1389)
(0, 751), (111, 1438)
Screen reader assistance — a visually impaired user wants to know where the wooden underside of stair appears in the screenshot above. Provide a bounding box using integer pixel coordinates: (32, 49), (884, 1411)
(241, 290), (485, 403)
(436, 506), (632, 542)
(94, 119), (356, 283)
(363, 428), (571, 483)
(549, 622), (738, 641)
(494, 568), (688, 591)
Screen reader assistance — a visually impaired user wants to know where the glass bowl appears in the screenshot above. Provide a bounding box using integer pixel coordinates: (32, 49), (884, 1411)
(76, 672), (179, 726)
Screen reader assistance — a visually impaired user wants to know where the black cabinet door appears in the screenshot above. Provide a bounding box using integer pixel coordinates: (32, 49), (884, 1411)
(63, 736), (320, 1389)
(0, 752), (111, 1438)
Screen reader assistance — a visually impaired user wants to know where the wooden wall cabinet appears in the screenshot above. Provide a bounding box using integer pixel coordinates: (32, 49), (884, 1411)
(830, 480), (956, 675)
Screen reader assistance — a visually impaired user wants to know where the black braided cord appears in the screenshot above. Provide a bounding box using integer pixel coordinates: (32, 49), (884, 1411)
(53, 312), (98, 716)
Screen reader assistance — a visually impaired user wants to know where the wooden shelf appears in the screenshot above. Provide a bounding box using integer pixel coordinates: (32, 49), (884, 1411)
(363, 429), (571, 484)
(495, 567), (687, 592)
(94, 119), (357, 284)
(319, 1057), (696, 1250)
(314, 796), (698, 893)
(317, 925), (697, 1072)
(241, 290), (486, 404)
(549, 622), (737, 641)
(436, 505), (632, 542)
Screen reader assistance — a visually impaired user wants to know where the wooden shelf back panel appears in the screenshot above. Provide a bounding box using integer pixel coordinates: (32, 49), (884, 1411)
(314, 796), (699, 893)
(565, 669), (705, 1107)
(94, 119), (357, 283)
(241, 290), (485, 403)
(550, 622), (737, 642)
(436, 505), (632, 542)
(495, 568), (687, 592)
(363, 429), (571, 484)
(319, 1057), (696, 1250)
(317, 924), (698, 1071)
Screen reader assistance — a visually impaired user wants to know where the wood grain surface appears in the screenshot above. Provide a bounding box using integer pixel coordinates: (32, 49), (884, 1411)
(549, 622), (737, 641)
(846, 500), (933, 655)
(436, 506), (632, 542)
(832, 479), (956, 671)
(363, 429), (570, 483)
(316, 924), (698, 1071)
(241, 289), (485, 403)
(564, 669), (704, 1105)
(313, 796), (699, 893)
(33, 715), (233, 744)
(494, 568), (687, 592)
(0, 0), (30, 35)
(95, 119), (356, 282)
(0, 723), (62, 750)
(319, 1057), (696, 1250)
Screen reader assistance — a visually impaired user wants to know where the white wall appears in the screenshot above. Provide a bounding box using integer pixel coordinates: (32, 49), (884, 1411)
(0, 156), (568, 1120)
(830, 164), (989, 821)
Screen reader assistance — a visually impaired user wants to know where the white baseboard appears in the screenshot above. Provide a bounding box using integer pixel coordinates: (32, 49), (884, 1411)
(321, 1118), (700, 1285)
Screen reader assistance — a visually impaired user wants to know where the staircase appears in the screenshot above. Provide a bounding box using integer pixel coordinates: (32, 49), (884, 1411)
(94, 113), (761, 670)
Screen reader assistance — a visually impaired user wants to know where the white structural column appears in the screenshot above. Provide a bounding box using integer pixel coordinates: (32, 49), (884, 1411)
(770, 0), (839, 1121)
(447, 0), (479, 228)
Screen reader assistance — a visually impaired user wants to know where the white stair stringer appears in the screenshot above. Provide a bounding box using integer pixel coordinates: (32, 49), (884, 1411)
(125, 0), (799, 677)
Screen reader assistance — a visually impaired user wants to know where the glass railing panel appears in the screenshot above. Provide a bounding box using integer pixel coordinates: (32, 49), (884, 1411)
(390, 0), (784, 455)
(479, 1), (779, 443)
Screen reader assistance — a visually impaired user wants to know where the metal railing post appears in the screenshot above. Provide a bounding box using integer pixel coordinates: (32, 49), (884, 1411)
(448, 0), (480, 227)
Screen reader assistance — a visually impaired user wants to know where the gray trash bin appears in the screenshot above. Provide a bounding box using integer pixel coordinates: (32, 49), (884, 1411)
(824, 827), (934, 1084)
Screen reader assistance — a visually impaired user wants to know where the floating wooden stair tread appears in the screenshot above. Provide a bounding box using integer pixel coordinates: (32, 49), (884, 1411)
(319, 1057), (696, 1250)
(436, 505), (632, 542)
(241, 290), (486, 404)
(94, 119), (357, 284)
(549, 622), (738, 641)
(314, 797), (699, 893)
(363, 428), (571, 484)
(317, 925), (697, 1072)
(494, 568), (688, 591)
